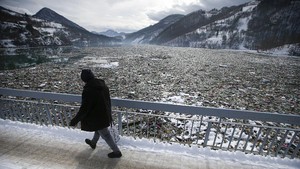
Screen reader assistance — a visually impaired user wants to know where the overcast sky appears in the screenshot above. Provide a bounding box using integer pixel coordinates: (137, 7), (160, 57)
(1, 0), (251, 33)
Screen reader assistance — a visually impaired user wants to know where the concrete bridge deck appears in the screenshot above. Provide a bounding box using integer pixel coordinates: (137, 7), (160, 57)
(0, 120), (298, 169)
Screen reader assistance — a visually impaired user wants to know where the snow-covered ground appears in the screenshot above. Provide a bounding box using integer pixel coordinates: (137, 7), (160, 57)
(0, 119), (299, 169)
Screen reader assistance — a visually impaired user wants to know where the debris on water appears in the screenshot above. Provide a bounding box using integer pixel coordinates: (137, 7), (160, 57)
(22, 85), (30, 88)
(261, 78), (271, 84)
(0, 45), (299, 115)
(219, 64), (228, 68)
(38, 83), (46, 88)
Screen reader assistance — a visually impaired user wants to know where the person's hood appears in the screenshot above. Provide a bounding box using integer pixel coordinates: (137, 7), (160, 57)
(84, 78), (106, 90)
(81, 69), (95, 83)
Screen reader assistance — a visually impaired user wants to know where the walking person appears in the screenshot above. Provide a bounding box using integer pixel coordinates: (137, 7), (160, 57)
(70, 69), (122, 158)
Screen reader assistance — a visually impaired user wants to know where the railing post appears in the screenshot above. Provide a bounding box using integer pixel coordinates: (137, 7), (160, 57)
(45, 105), (53, 126)
(291, 141), (300, 159)
(204, 121), (212, 147)
(118, 111), (123, 136)
(37, 100), (43, 125)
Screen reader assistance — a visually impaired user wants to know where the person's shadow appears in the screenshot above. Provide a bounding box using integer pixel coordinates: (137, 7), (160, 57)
(75, 149), (120, 169)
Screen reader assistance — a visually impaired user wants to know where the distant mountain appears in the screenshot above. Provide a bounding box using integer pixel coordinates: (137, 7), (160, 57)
(150, 5), (244, 45)
(124, 14), (184, 44)
(2, 0), (299, 55)
(146, 0), (300, 54)
(94, 29), (126, 38)
(33, 7), (87, 32)
(245, 0), (300, 50)
(149, 3), (249, 48)
(0, 6), (120, 48)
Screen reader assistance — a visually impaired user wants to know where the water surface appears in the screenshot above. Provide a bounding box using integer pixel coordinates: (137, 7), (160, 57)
(0, 46), (85, 70)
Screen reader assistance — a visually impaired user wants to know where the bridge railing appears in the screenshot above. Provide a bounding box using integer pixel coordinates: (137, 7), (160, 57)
(0, 87), (299, 159)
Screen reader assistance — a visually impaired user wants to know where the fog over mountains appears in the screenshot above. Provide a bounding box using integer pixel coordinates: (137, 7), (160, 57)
(0, 0), (299, 55)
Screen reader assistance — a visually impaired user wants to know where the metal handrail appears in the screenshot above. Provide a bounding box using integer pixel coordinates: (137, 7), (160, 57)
(1, 88), (300, 125)
(0, 87), (299, 159)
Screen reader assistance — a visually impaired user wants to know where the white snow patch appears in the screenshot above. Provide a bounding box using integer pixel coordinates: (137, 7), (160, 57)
(132, 36), (145, 44)
(42, 22), (64, 29)
(35, 27), (58, 36)
(238, 17), (250, 31)
(242, 4), (257, 12)
(206, 35), (222, 44)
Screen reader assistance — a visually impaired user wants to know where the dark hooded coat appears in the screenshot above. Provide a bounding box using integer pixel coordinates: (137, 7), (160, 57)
(70, 78), (112, 131)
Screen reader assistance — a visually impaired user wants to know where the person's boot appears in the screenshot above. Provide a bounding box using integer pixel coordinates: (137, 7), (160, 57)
(85, 139), (96, 149)
(108, 151), (122, 158)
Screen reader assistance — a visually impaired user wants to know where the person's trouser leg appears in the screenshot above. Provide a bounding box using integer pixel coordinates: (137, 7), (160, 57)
(91, 131), (100, 144)
(98, 127), (120, 152)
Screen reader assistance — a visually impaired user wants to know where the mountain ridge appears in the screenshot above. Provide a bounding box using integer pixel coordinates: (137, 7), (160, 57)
(93, 29), (127, 38)
(128, 0), (299, 55)
(124, 14), (184, 44)
(0, 6), (120, 47)
(150, 5), (243, 45)
(33, 7), (87, 32)
(1, 0), (299, 56)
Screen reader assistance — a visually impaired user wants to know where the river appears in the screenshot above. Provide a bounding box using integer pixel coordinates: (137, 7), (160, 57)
(0, 45), (299, 114)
